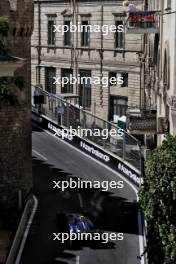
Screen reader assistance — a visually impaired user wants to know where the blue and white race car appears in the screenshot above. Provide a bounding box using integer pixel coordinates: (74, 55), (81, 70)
(56, 212), (96, 233)
(68, 214), (95, 233)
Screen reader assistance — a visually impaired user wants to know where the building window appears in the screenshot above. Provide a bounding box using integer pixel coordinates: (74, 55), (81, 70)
(115, 21), (124, 48)
(48, 16), (56, 46)
(36, 66), (40, 84)
(109, 96), (128, 120)
(109, 72), (117, 86)
(159, 94), (162, 115)
(45, 67), (56, 93)
(163, 49), (169, 89)
(64, 20), (71, 46)
(121, 73), (128, 87)
(109, 72), (128, 87)
(166, 0), (171, 9)
(154, 34), (159, 66)
(81, 20), (90, 47)
(79, 70), (91, 108)
(61, 68), (73, 93)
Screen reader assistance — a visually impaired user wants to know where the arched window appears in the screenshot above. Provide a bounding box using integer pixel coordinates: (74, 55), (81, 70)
(163, 50), (167, 85)
(156, 47), (160, 79)
(154, 34), (159, 66)
(163, 47), (170, 90)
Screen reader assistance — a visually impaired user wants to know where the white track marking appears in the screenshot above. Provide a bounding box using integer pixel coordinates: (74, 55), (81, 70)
(15, 196), (38, 264)
(32, 149), (47, 161)
(76, 256), (80, 264)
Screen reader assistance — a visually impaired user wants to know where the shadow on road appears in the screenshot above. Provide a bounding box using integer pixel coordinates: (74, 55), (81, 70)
(20, 131), (141, 264)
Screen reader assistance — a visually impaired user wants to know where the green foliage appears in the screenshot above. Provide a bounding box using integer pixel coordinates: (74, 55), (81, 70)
(0, 16), (9, 37)
(139, 136), (176, 264)
(0, 18), (24, 106)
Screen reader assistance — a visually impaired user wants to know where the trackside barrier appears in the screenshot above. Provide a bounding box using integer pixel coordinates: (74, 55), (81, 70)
(32, 85), (142, 173)
(32, 112), (147, 262)
(31, 86), (146, 262)
(6, 196), (37, 264)
(32, 111), (142, 187)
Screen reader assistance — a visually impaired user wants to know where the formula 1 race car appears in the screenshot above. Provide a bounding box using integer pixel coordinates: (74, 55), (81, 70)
(56, 212), (116, 249)
(56, 212), (96, 233)
(56, 212), (99, 247)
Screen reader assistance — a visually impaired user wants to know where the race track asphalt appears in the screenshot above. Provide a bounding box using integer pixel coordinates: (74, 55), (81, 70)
(19, 124), (141, 264)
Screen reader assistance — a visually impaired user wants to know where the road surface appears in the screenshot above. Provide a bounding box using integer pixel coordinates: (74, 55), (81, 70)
(20, 124), (141, 264)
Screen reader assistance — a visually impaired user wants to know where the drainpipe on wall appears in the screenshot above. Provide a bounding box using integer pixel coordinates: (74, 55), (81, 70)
(37, 0), (41, 84)
(100, 4), (104, 108)
(160, 0), (164, 81)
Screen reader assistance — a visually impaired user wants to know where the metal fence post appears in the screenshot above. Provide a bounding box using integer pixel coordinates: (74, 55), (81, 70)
(83, 110), (86, 129)
(139, 143), (143, 187)
(66, 102), (70, 128)
(60, 111), (63, 127)
(123, 132), (126, 160)
(103, 120), (106, 149)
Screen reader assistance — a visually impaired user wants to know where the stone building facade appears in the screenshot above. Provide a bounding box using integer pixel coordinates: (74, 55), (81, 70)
(0, 0), (33, 225)
(31, 0), (142, 121)
(144, 0), (176, 145)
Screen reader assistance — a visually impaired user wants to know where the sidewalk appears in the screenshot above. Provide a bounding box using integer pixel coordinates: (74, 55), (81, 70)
(0, 230), (12, 264)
